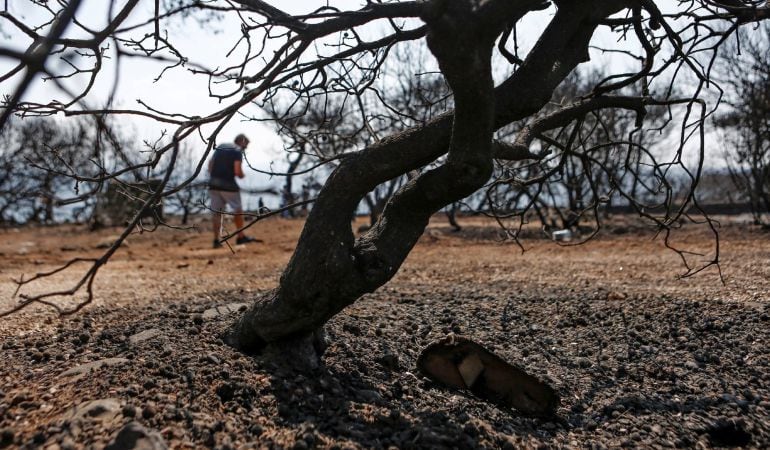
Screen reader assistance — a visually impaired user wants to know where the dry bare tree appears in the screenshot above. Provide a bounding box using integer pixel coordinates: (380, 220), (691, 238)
(2, 0), (770, 366)
(268, 95), (353, 218)
(715, 21), (770, 225)
(0, 116), (106, 224)
(157, 143), (208, 225)
(268, 43), (450, 227)
(481, 68), (674, 235)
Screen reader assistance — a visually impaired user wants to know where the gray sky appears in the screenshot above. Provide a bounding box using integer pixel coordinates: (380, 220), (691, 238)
(1, 0), (719, 203)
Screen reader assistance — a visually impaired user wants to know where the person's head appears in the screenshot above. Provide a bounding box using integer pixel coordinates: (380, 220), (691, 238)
(234, 133), (250, 150)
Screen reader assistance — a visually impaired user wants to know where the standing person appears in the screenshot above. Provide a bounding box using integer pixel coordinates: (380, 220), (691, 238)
(209, 134), (258, 248)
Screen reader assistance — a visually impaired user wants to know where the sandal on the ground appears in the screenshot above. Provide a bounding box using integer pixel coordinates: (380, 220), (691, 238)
(417, 335), (559, 417)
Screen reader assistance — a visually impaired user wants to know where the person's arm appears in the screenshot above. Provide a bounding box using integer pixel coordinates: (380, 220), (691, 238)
(234, 160), (244, 178)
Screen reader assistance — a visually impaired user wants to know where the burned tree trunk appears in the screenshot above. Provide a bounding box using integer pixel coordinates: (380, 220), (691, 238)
(227, 0), (625, 364)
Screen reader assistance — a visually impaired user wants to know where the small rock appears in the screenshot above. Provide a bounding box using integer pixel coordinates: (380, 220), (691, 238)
(32, 431), (46, 445)
(342, 323), (362, 336)
(684, 361), (699, 370)
(377, 353), (400, 370)
(122, 405), (137, 418)
(128, 329), (162, 346)
(357, 389), (383, 404)
(104, 422), (168, 450)
(59, 436), (76, 450)
(142, 404), (157, 420)
(201, 303), (248, 320)
(577, 358), (592, 368)
(64, 398), (121, 422)
(77, 332), (91, 345)
(720, 393), (738, 403)
(1, 428), (14, 448)
(10, 393), (30, 406)
(248, 424), (263, 436)
(61, 358), (130, 380)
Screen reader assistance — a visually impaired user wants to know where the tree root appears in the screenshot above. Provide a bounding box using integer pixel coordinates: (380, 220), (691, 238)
(225, 323), (328, 372)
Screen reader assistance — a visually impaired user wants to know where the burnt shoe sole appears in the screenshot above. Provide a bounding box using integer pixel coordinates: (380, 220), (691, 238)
(417, 335), (559, 417)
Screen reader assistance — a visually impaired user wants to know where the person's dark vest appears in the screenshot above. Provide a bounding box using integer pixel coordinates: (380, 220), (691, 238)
(208, 144), (242, 192)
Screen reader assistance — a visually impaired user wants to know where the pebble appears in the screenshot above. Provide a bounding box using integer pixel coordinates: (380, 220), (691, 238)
(60, 358), (130, 380)
(10, 393), (29, 406)
(65, 398), (121, 422)
(357, 389), (383, 404)
(142, 404), (157, 420)
(59, 436), (76, 450)
(121, 405), (137, 418)
(128, 329), (162, 346)
(1, 428), (14, 447)
(201, 303), (248, 320)
(377, 353), (399, 370)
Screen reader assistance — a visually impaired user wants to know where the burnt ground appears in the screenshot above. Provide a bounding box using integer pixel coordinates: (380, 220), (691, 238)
(0, 216), (769, 449)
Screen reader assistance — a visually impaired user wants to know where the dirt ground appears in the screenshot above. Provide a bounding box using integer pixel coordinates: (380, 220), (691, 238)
(0, 215), (768, 449)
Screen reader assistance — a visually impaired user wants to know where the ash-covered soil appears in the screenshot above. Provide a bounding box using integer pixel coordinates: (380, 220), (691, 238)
(0, 217), (768, 449)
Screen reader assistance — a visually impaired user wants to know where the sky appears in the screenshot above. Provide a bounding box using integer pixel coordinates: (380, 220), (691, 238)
(2, 1), (424, 209)
(1, 1), (421, 204)
(0, 0), (725, 211)
(1, 1), (556, 141)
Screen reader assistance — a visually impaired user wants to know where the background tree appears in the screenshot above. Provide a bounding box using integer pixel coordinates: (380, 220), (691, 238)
(267, 96), (353, 218)
(480, 68), (674, 237)
(0, 117), (103, 224)
(715, 21), (770, 226)
(156, 143), (208, 226)
(267, 43), (451, 227)
(2, 0), (770, 367)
